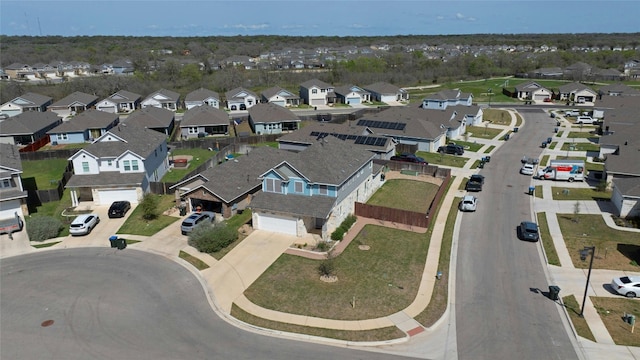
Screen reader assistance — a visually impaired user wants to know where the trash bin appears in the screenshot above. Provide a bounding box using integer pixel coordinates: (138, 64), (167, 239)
(541, 142), (547, 148)
(529, 186), (535, 196)
(546, 137), (552, 144)
(109, 235), (118, 248)
(504, 134), (510, 141)
(478, 161), (485, 169)
(179, 206), (187, 216)
(117, 238), (127, 250)
(549, 285), (560, 301)
(513, 127), (519, 133)
(554, 127), (559, 133)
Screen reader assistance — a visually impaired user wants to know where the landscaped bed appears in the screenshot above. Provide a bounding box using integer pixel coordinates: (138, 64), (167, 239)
(243, 224), (429, 320)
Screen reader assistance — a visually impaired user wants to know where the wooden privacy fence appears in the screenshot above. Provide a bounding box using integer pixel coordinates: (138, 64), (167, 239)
(355, 173), (452, 229)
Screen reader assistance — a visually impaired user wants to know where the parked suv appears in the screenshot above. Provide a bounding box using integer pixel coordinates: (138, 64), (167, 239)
(576, 116), (596, 125)
(465, 174), (484, 191)
(437, 143), (464, 155)
(108, 201), (131, 218)
(390, 153), (428, 165)
(181, 212), (215, 235)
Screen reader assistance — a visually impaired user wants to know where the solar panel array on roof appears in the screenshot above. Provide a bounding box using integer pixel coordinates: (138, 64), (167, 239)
(309, 131), (387, 147)
(356, 119), (406, 131)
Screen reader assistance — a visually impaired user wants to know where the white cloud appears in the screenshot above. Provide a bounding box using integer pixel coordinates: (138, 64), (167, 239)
(228, 23), (270, 31)
(456, 13), (465, 19)
(436, 16), (444, 20)
(348, 23), (367, 29)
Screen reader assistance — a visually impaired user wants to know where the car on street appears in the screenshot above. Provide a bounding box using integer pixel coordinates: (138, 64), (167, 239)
(181, 212), (215, 235)
(69, 214), (100, 236)
(465, 174), (485, 191)
(518, 221), (539, 241)
(108, 201), (131, 218)
(437, 143), (464, 155)
(520, 163), (535, 176)
(611, 276), (640, 298)
(390, 153), (428, 165)
(458, 195), (478, 212)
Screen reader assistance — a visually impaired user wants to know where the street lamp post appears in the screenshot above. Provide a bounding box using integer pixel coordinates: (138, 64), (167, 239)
(488, 88), (493, 107)
(579, 246), (596, 318)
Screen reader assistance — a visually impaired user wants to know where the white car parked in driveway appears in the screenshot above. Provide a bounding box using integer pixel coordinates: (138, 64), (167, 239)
(611, 276), (640, 298)
(69, 214), (100, 236)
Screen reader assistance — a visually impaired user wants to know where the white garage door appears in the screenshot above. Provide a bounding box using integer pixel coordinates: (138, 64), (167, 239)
(256, 213), (297, 236)
(310, 99), (324, 106)
(271, 100), (286, 107)
(97, 106), (117, 113)
(96, 189), (139, 205)
(346, 97), (360, 104)
(534, 93), (547, 100)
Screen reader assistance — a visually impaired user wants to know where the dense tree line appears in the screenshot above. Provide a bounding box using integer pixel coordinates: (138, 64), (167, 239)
(1, 34), (638, 104)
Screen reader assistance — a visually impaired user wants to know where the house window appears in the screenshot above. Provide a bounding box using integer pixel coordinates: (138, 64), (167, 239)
(58, 133), (68, 140)
(123, 160), (131, 171)
(188, 127), (198, 134)
(131, 160), (139, 171)
(0, 179), (12, 188)
(312, 89), (318, 94)
(294, 181), (303, 193)
(107, 160), (112, 166)
(82, 162), (90, 173)
(265, 178), (282, 193)
(319, 185), (328, 195)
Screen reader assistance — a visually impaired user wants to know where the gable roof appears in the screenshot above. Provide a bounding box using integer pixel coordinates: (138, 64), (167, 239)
(50, 91), (98, 107)
(47, 110), (118, 134)
(300, 78), (332, 89)
(249, 191), (337, 219)
(126, 106), (175, 128)
(80, 124), (167, 159)
(145, 88), (180, 102)
(364, 82), (402, 95)
(5, 92), (52, 107)
(356, 105), (450, 139)
(599, 83), (640, 96)
(261, 86), (298, 99)
(107, 90), (142, 102)
(514, 81), (549, 92)
(248, 103), (300, 124)
(333, 84), (369, 96)
(558, 82), (596, 93)
(426, 89), (472, 101)
(0, 143), (22, 172)
(181, 105), (229, 126)
(0, 111), (62, 135)
(225, 87), (258, 102)
(185, 88), (220, 102)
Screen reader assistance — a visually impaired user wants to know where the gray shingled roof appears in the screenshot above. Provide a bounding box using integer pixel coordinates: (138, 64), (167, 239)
(224, 87), (258, 102)
(612, 177), (640, 197)
(145, 88), (180, 102)
(180, 105), (229, 126)
(0, 112), (62, 135)
(50, 91), (98, 107)
(558, 82), (594, 93)
(357, 105), (450, 139)
(249, 191), (336, 218)
(108, 90), (141, 102)
(0, 143), (22, 171)
(185, 88), (220, 102)
(248, 103), (300, 124)
(126, 106), (175, 128)
(65, 172), (146, 188)
(364, 82), (402, 95)
(47, 110), (118, 134)
(514, 81), (547, 92)
(300, 78), (332, 90)
(7, 92), (52, 107)
(599, 83), (640, 96)
(78, 124), (167, 159)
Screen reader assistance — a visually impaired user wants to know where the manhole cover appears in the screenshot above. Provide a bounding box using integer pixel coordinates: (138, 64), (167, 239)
(41, 320), (54, 327)
(506, 185), (513, 187)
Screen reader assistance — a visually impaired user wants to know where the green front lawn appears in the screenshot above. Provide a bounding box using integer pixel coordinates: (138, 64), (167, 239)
(466, 126), (503, 140)
(450, 140), (483, 152)
(482, 109), (512, 125)
(551, 187), (611, 201)
(591, 297), (640, 346)
(243, 224), (429, 320)
(417, 151), (469, 168)
(367, 179), (439, 213)
(566, 131), (599, 139)
(560, 142), (600, 152)
(116, 195), (179, 235)
(536, 212), (560, 266)
(21, 159), (70, 190)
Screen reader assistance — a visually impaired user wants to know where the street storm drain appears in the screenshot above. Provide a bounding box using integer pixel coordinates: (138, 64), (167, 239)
(506, 185), (513, 187)
(41, 320), (54, 327)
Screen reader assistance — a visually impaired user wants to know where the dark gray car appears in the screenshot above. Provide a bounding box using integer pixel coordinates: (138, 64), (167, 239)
(518, 221), (539, 241)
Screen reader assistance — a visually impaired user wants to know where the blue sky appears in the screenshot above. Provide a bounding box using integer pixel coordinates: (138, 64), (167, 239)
(1, 1), (637, 37)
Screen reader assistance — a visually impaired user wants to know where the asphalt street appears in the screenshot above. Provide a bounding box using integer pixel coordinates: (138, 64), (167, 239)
(0, 248), (419, 360)
(455, 108), (580, 359)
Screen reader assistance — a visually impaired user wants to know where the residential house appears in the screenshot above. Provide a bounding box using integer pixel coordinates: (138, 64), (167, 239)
(422, 89), (473, 110)
(179, 106), (229, 139)
(141, 89), (181, 111)
(47, 110), (119, 145)
(96, 90), (142, 113)
(65, 124), (170, 206)
(260, 86), (300, 107)
(624, 59), (640, 79)
(0, 112), (62, 146)
(184, 88), (221, 109)
(248, 103), (300, 135)
(225, 87), (258, 111)
(0, 143), (29, 227)
(333, 84), (371, 105)
(277, 121), (395, 159)
(529, 67), (564, 79)
(49, 91), (98, 119)
(3, 63), (34, 80)
(0, 92), (53, 118)
(512, 81), (552, 102)
(299, 79), (335, 106)
(250, 136), (382, 239)
(564, 62), (593, 81)
(363, 82), (409, 104)
(125, 107), (175, 136)
(556, 82), (598, 104)
(599, 115), (640, 218)
(171, 146), (294, 218)
(593, 68), (624, 81)
(598, 83), (640, 97)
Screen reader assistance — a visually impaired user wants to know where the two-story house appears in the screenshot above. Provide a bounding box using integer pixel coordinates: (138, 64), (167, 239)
(250, 136), (382, 239)
(0, 92), (53, 118)
(141, 89), (181, 111)
(0, 143), (29, 234)
(65, 124), (169, 206)
(299, 79), (335, 107)
(96, 90), (142, 113)
(184, 88), (221, 109)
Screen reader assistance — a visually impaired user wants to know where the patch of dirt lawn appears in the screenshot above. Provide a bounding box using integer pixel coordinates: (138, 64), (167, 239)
(367, 179), (439, 213)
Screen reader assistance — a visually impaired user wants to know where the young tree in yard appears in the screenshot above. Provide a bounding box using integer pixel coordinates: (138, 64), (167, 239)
(140, 193), (160, 220)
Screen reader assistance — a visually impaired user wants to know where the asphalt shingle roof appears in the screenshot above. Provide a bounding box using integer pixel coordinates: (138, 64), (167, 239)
(80, 124), (167, 159)
(7, 92), (52, 107)
(47, 109), (118, 133)
(248, 103), (300, 124)
(180, 106), (229, 126)
(126, 107), (175, 128)
(0, 112), (62, 135)
(185, 88), (220, 102)
(0, 143), (22, 171)
(50, 91), (98, 107)
(249, 191), (336, 218)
